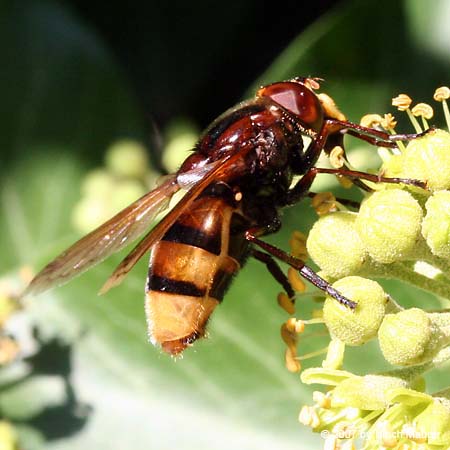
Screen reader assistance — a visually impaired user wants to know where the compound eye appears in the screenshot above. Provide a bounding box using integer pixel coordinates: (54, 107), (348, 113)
(258, 81), (323, 132)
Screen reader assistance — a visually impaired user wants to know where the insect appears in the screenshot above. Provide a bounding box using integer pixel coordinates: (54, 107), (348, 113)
(25, 77), (426, 355)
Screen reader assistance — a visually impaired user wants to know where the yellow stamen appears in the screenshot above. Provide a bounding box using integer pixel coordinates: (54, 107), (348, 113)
(312, 192), (337, 215)
(380, 113), (397, 131)
(299, 405), (321, 428)
(411, 102), (433, 129)
(329, 146), (345, 169)
(288, 268), (306, 292)
(392, 94), (412, 111)
(285, 347), (301, 372)
(433, 86), (450, 101)
(289, 231), (308, 260)
(313, 391), (331, 409)
(295, 319), (305, 334)
(277, 292), (295, 314)
(433, 86), (450, 130)
(360, 113), (383, 128)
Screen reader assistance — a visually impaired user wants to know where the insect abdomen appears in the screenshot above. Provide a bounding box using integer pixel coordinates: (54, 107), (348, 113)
(146, 193), (249, 355)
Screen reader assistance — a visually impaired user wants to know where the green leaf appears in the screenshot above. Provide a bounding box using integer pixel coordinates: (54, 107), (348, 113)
(1, 0), (449, 449)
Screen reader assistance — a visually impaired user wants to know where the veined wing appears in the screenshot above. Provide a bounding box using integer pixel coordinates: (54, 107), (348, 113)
(25, 175), (180, 296)
(99, 147), (253, 294)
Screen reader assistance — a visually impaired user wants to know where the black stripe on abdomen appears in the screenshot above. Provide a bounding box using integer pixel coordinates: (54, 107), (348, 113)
(148, 275), (205, 297)
(162, 222), (221, 255)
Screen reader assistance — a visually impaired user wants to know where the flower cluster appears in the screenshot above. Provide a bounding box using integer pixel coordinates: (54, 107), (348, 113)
(280, 86), (450, 449)
(0, 268), (32, 450)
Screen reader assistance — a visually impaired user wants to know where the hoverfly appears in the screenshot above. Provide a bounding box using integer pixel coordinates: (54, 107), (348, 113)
(25, 77), (426, 355)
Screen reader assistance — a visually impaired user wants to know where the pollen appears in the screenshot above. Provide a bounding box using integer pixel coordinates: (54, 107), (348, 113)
(285, 347), (301, 372)
(329, 146), (345, 169)
(312, 390), (331, 409)
(311, 192), (337, 215)
(380, 113), (397, 131)
(277, 292), (295, 314)
(288, 268), (306, 292)
(433, 86), (450, 101)
(411, 102), (434, 119)
(281, 319), (301, 372)
(392, 94), (412, 111)
(360, 113), (382, 128)
(289, 231), (308, 260)
(298, 405), (321, 428)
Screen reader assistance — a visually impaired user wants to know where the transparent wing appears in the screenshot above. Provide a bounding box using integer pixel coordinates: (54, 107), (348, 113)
(25, 175), (180, 296)
(99, 149), (253, 294)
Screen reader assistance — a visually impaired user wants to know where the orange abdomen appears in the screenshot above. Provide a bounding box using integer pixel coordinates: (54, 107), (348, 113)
(146, 193), (249, 355)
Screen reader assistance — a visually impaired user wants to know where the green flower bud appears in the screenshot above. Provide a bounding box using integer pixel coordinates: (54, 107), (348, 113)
(379, 308), (450, 366)
(71, 196), (111, 233)
(379, 308), (431, 366)
(422, 190), (450, 258)
(323, 277), (388, 346)
(81, 169), (115, 198)
(332, 374), (409, 410)
(307, 212), (367, 278)
(162, 119), (198, 173)
(401, 129), (450, 191)
(355, 189), (423, 264)
(110, 180), (147, 213)
(105, 139), (149, 179)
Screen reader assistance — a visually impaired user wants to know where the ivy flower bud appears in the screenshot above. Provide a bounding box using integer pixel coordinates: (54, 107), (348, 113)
(421, 190), (450, 258)
(110, 180), (147, 213)
(379, 308), (431, 366)
(80, 169), (115, 198)
(105, 139), (149, 179)
(355, 189), (423, 264)
(378, 308), (450, 366)
(401, 129), (450, 191)
(323, 277), (388, 346)
(307, 212), (367, 278)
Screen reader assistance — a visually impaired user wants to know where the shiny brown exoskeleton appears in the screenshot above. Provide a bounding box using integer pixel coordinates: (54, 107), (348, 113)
(25, 77), (427, 355)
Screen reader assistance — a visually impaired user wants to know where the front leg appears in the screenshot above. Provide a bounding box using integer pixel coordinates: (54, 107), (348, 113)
(245, 228), (357, 309)
(284, 166), (427, 206)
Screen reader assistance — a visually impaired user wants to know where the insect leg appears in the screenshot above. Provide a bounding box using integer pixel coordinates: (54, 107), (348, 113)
(324, 119), (431, 150)
(245, 230), (357, 309)
(251, 249), (295, 299)
(302, 117), (431, 168)
(285, 166), (426, 205)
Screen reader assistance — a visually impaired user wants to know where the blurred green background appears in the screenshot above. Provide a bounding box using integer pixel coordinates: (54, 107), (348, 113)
(1, 0), (449, 449)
